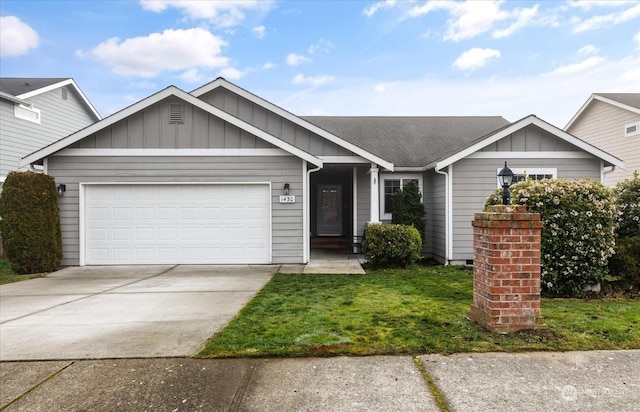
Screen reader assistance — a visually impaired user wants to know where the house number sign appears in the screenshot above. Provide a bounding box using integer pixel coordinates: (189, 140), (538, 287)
(279, 195), (296, 203)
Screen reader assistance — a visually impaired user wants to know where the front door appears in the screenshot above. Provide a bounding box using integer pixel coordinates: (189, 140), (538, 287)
(317, 184), (343, 236)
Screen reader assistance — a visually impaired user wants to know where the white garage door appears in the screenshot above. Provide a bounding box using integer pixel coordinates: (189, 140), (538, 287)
(84, 184), (271, 265)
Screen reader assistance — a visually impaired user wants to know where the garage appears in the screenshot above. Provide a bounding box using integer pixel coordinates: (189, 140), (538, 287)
(82, 183), (271, 265)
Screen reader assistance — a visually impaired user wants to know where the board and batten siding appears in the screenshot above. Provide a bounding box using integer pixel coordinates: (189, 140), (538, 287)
(567, 99), (640, 186)
(199, 88), (357, 158)
(423, 169), (446, 262)
(1, 87), (97, 179)
(355, 165), (371, 237)
(48, 155), (304, 266)
(451, 156), (602, 262)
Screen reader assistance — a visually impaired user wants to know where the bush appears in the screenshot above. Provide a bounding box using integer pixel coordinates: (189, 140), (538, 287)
(0, 171), (62, 274)
(363, 224), (422, 268)
(485, 178), (617, 296)
(391, 180), (426, 242)
(609, 172), (640, 288)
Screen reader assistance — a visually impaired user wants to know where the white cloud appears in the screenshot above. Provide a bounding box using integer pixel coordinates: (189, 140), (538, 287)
(453, 48), (501, 71)
(573, 3), (640, 32)
(84, 28), (228, 77)
(180, 68), (202, 83)
(140, 0), (273, 28)
(293, 74), (334, 86)
(262, 62), (276, 70)
(219, 66), (245, 80)
(577, 45), (599, 55)
(308, 39), (334, 54)
(492, 4), (539, 38)
(549, 56), (604, 75)
(441, 1), (511, 42)
(0, 16), (39, 57)
(374, 83), (395, 93)
(253, 25), (266, 39)
(286, 53), (311, 66)
(635, 32), (640, 49)
(364, 0), (397, 18)
(566, 1), (637, 11)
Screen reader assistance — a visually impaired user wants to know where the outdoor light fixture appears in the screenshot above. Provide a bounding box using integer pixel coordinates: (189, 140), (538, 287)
(498, 162), (514, 205)
(57, 183), (66, 197)
(283, 183), (290, 195)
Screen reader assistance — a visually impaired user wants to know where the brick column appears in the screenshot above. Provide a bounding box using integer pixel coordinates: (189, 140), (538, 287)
(468, 205), (546, 333)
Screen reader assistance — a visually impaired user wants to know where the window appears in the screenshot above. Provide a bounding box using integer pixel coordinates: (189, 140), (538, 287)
(380, 174), (423, 220)
(625, 121), (639, 138)
(496, 168), (556, 187)
(14, 104), (41, 124)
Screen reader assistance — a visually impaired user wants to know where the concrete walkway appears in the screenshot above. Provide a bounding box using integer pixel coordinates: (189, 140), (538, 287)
(1, 351), (638, 411)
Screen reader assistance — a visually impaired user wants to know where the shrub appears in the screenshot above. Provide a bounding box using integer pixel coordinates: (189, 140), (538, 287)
(363, 223), (422, 268)
(609, 172), (640, 288)
(391, 180), (426, 242)
(0, 171), (62, 274)
(485, 178), (617, 296)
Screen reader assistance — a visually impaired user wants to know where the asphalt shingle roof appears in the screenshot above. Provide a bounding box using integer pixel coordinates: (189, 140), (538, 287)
(0, 78), (69, 97)
(302, 116), (511, 168)
(595, 93), (640, 110)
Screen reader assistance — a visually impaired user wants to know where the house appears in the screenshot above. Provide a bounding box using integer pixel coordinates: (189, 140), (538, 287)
(0, 78), (101, 188)
(19, 78), (624, 266)
(565, 93), (639, 187)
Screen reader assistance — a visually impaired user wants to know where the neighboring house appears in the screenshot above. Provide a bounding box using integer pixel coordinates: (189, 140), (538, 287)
(0, 78), (101, 188)
(565, 93), (640, 187)
(20, 78), (623, 266)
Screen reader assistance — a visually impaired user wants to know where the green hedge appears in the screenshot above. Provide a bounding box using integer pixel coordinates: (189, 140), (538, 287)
(391, 180), (426, 242)
(0, 171), (62, 274)
(485, 178), (617, 296)
(609, 172), (640, 288)
(363, 224), (422, 268)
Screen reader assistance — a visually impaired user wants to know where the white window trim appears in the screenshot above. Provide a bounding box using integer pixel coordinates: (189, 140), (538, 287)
(624, 121), (640, 138)
(14, 103), (41, 124)
(495, 167), (557, 187)
(379, 173), (423, 220)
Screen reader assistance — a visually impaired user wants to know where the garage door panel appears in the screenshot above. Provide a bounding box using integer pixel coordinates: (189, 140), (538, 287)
(85, 184), (270, 265)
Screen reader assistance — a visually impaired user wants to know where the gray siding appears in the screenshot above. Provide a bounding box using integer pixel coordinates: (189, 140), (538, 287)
(199, 88), (356, 157)
(0, 87), (97, 179)
(355, 165), (370, 236)
(48, 155), (304, 266)
(567, 100), (640, 186)
(451, 156), (602, 262)
(481, 126), (579, 152)
(424, 169), (446, 261)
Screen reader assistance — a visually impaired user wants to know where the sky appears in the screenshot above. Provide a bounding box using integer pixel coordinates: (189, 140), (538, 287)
(1, 0), (639, 128)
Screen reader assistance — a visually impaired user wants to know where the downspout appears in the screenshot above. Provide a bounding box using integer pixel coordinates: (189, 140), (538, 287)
(435, 165), (451, 266)
(602, 161), (616, 184)
(304, 161), (322, 263)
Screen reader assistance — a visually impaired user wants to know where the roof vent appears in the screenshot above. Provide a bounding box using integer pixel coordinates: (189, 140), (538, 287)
(169, 103), (184, 124)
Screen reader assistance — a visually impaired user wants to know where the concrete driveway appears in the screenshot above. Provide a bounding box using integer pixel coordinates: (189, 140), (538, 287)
(0, 265), (276, 361)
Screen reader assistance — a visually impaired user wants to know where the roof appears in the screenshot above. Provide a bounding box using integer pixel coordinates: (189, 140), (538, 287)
(0, 77), (101, 120)
(0, 78), (70, 96)
(565, 93), (640, 129)
(302, 116), (510, 168)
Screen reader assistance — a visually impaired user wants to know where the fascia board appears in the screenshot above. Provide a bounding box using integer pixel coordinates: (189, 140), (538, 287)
(191, 78), (394, 171)
(17, 78), (101, 120)
(20, 86), (323, 169)
(435, 115), (625, 171)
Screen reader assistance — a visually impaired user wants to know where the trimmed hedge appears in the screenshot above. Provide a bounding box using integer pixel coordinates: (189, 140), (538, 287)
(0, 171), (62, 274)
(609, 172), (640, 288)
(363, 224), (422, 268)
(485, 178), (617, 296)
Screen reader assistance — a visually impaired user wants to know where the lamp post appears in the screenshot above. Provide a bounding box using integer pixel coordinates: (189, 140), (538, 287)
(498, 162), (514, 205)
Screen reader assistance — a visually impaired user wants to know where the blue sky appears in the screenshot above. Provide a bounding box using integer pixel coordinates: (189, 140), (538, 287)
(1, 0), (638, 127)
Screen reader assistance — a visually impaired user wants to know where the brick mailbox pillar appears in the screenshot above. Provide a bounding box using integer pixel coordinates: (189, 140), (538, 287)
(468, 205), (546, 333)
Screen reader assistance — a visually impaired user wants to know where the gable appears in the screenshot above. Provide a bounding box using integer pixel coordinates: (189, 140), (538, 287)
(69, 96), (276, 150)
(197, 87), (357, 157)
(480, 124), (581, 153)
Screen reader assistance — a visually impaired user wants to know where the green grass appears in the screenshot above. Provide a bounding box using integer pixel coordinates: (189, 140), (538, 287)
(198, 265), (640, 358)
(0, 258), (47, 285)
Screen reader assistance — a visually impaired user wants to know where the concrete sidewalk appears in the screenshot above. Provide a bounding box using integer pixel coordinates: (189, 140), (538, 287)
(1, 350), (638, 411)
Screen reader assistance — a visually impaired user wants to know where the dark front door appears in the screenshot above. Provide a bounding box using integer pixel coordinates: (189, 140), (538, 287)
(317, 184), (343, 236)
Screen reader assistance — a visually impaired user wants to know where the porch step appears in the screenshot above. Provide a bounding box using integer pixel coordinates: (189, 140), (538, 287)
(311, 236), (349, 250)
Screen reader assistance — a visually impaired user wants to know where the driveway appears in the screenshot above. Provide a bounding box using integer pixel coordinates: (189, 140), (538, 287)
(0, 265), (276, 361)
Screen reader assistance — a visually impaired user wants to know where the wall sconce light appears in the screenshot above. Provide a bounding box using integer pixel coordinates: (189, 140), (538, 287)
(283, 183), (290, 195)
(497, 161), (514, 205)
(57, 183), (66, 197)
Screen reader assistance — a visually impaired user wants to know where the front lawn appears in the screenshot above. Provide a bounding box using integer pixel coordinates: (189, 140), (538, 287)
(198, 265), (640, 358)
(0, 258), (47, 285)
